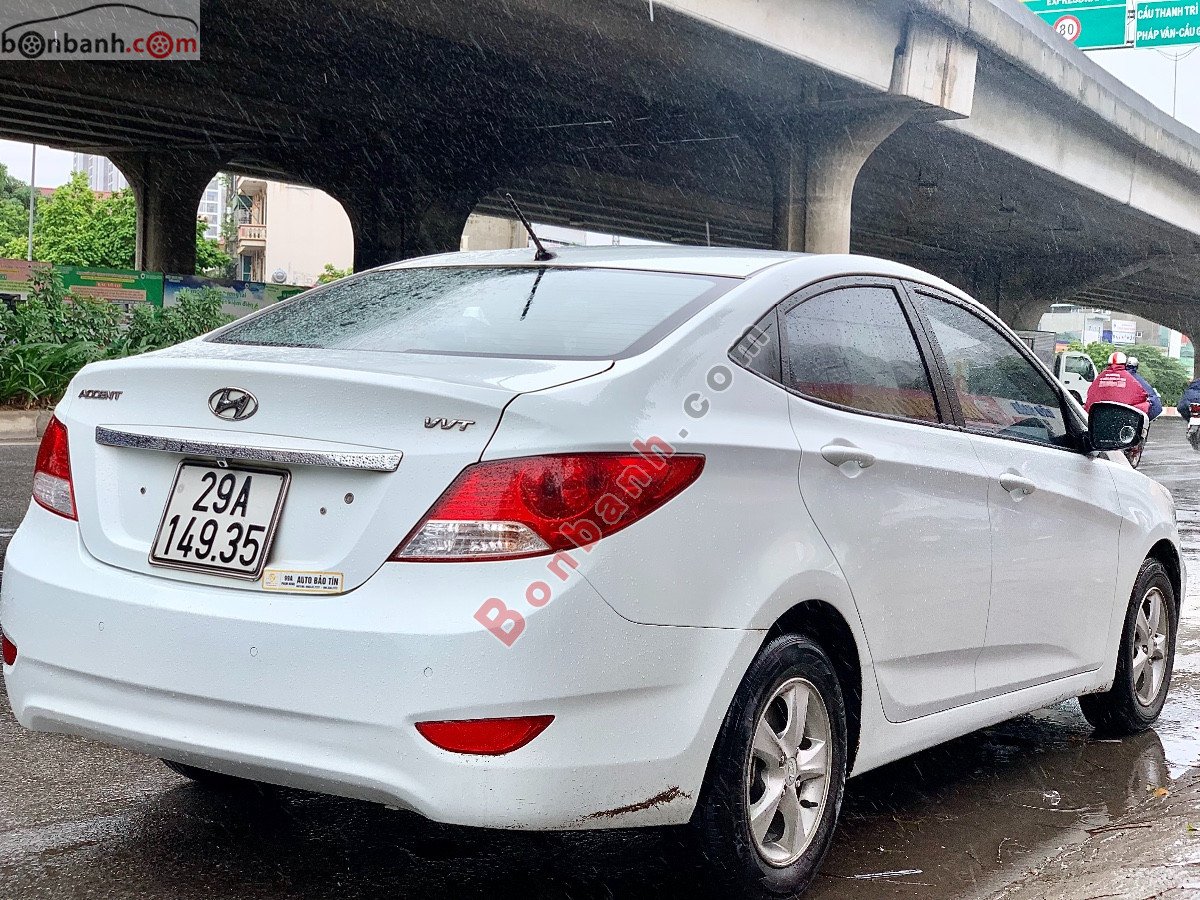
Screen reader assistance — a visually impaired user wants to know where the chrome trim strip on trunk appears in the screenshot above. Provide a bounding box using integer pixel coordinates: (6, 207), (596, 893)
(95, 426), (402, 472)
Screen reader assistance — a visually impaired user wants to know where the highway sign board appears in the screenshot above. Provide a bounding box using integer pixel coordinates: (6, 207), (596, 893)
(1024, 0), (1200, 49)
(1022, 0), (1130, 49)
(1135, 1), (1200, 47)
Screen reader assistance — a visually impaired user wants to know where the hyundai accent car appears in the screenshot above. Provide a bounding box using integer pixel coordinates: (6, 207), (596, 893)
(0, 248), (1181, 897)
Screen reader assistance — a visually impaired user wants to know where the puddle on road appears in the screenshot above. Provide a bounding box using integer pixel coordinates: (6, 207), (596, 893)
(808, 695), (1191, 898)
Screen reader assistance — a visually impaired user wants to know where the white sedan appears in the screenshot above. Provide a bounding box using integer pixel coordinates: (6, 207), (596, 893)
(1, 247), (1180, 898)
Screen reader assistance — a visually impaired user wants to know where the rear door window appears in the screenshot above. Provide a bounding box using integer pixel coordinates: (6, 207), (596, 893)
(780, 284), (940, 423)
(211, 266), (735, 360)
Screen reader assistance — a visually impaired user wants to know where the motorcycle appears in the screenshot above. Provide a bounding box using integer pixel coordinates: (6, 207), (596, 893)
(1126, 432), (1146, 468)
(1188, 403), (1200, 452)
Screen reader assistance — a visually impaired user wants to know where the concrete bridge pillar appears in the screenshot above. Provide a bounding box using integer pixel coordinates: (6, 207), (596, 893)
(768, 13), (975, 256)
(112, 150), (222, 275)
(339, 183), (480, 271)
(770, 107), (913, 255)
(998, 297), (1051, 332)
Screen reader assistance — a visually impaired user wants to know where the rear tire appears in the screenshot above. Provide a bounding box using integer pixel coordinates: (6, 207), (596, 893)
(1079, 559), (1176, 735)
(162, 759), (264, 790)
(693, 635), (847, 898)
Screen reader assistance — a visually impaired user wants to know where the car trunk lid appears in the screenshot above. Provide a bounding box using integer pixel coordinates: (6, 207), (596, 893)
(61, 344), (610, 593)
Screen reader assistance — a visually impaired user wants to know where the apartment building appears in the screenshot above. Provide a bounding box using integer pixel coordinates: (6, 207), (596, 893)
(232, 176), (353, 286)
(72, 152), (127, 193)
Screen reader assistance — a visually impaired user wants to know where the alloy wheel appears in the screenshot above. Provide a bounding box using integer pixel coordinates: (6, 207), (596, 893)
(745, 677), (833, 867)
(1133, 586), (1170, 707)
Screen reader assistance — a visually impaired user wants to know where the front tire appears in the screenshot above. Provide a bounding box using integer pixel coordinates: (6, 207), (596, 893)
(1079, 559), (1176, 734)
(693, 635), (847, 898)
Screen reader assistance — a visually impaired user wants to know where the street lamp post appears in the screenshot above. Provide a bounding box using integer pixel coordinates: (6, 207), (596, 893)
(26, 144), (36, 261)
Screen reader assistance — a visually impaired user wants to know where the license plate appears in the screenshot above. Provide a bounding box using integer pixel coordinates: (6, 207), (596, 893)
(149, 462), (290, 580)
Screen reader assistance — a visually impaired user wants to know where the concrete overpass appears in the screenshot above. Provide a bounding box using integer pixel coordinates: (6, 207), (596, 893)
(4, 0), (1200, 338)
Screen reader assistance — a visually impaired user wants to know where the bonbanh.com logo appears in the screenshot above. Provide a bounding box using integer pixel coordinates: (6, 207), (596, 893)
(0, 1), (200, 61)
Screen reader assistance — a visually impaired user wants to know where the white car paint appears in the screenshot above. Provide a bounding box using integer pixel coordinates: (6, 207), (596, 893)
(968, 432), (1124, 695)
(0, 247), (1183, 831)
(788, 393), (994, 721)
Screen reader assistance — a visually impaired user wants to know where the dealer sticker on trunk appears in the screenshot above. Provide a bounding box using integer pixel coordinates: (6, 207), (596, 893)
(262, 569), (344, 594)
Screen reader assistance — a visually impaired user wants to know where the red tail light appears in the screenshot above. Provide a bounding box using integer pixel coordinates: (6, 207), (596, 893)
(32, 415), (76, 520)
(392, 451), (704, 561)
(1191, 404), (1200, 415)
(1, 631), (16, 667)
(416, 715), (554, 755)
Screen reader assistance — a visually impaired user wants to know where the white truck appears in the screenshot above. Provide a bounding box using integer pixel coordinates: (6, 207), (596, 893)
(1015, 331), (1097, 405)
(1053, 349), (1097, 405)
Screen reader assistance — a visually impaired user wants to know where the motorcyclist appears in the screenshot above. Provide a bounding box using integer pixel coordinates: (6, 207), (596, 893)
(1084, 351), (1151, 415)
(1125, 356), (1163, 419)
(1178, 377), (1200, 421)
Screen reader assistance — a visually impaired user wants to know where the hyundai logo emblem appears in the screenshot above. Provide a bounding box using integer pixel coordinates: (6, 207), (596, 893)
(208, 387), (259, 421)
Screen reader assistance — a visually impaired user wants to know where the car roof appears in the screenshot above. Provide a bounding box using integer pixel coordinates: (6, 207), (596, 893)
(382, 245), (802, 278)
(381, 247), (972, 300)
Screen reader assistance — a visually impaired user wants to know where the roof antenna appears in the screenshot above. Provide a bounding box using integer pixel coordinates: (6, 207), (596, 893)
(504, 193), (555, 262)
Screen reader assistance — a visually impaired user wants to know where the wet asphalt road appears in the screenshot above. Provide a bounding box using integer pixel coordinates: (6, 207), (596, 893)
(2, 424), (1200, 899)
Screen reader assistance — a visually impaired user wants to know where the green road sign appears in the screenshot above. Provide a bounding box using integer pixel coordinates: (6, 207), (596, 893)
(1135, 1), (1200, 47)
(1024, 0), (1200, 49)
(1022, 1), (1131, 49)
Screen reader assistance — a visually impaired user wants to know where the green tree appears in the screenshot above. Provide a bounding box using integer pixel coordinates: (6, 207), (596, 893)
(29, 171), (99, 265)
(316, 263), (352, 284)
(3, 170), (229, 275)
(195, 217), (232, 275)
(90, 187), (137, 267)
(0, 163), (31, 252)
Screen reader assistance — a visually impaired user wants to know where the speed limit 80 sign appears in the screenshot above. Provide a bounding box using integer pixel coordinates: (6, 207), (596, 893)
(1055, 14), (1083, 41)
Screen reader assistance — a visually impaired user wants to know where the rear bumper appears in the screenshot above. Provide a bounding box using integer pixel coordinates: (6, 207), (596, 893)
(1, 505), (761, 829)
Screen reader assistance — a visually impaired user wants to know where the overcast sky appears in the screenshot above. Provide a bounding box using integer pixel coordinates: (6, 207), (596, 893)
(0, 44), (1197, 190)
(1094, 44), (1200, 121)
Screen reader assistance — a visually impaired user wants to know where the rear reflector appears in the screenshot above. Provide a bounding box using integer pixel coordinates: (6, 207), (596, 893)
(393, 452), (704, 561)
(1, 632), (16, 667)
(415, 715), (554, 755)
(32, 416), (76, 520)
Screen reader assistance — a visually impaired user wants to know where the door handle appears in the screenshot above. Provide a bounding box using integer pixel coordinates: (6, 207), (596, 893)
(820, 444), (876, 469)
(999, 473), (1037, 497)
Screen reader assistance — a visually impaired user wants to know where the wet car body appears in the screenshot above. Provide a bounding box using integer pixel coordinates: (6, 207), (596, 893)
(0, 247), (1183, 895)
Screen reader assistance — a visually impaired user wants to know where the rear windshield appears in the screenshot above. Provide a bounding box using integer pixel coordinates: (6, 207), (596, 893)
(210, 266), (735, 360)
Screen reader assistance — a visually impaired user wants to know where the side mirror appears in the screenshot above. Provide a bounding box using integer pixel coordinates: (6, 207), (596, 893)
(1088, 401), (1148, 452)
